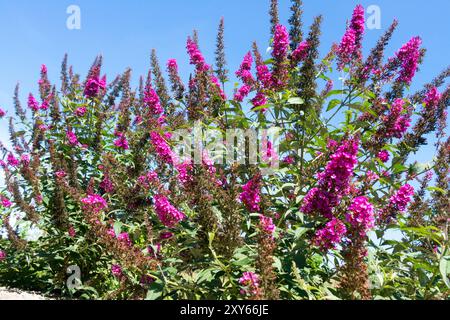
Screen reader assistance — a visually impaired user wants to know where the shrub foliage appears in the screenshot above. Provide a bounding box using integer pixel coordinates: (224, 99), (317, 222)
(0, 1), (449, 300)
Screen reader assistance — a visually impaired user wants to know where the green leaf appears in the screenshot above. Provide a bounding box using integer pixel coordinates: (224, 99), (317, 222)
(196, 269), (214, 284)
(427, 186), (447, 195)
(287, 97), (304, 105)
(252, 104), (270, 112)
(12, 130), (26, 138)
(273, 257), (282, 272)
(146, 288), (162, 300)
(208, 232), (215, 246)
(113, 221), (123, 236)
(233, 256), (252, 266)
(439, 256), (450, 288)
(294, 227), (308, 240)
(392, 163), (408, 174)
(325, 89), (344, 98)
(326, 99), (341, 112)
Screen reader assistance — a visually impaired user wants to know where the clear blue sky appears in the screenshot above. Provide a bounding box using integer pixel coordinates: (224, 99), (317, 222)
(0, 0), (449, 163)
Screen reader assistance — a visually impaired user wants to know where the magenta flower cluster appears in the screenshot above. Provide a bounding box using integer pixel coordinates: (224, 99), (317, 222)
(84, 75), (107, 98)
(27, 94), (47, 112)
(117, 232), (132, 247)
(234, 52), (254, 102)
(261, 139), (278, 163)
(235, 52), (254, 84)
(256, 63), (272, 89)
(0, 250), (6, 262)
(313, 218), (347, 251)
(239, 271), (260, 296)
(291, 41), (309, 63)
(153, 194), (186, 228)
(317, 138), (359, 195)
(1, 196), (12, 208)
(186, 38), (209, 72)
(337, 29), (356, 69)
(259, 214), (275, 235)
(389, 184), (414, 212)
(301, 187), (334, 218)
(75, 106), (87, 117)
(379, 184), (415, 223)
(377, 150), (390, 163)
(239, 176), (261, 212)
(150, 131), (176, 164)
(251, 91), (268, 108)
(144, 85), (164, 116)
(7, 153), (19, 167)
(382, 99), (411, 139)
(272, 25), (289, 61)
(345, 196), (375, 236)
(111, 264), (123, 278)
(20, 154), (30, 166)
(66, 130), (79, 146)
(349, 5), (365, 48)
(137, 171), (159, 189)
(114, 132), (129, 150)
(167, 59), (178, 72)
(68, 225), (76, 238)
(55, 170), (67, 178)
(337, 5), (365, 69)
(395, 37), (422, 85)
(271, 24), (290, 88)
(81, 194), (108, 214)
(302, 138), (359, 218)
(186, 38), (226, 99)
(424, 87), (441, 109)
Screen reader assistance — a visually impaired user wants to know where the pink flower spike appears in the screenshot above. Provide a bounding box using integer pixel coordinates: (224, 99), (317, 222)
(114, 133), (129, 150)
(153, 194), (186, 228)
(75, 107), (87, 117)
(1, 196), (12, 208)
(111, 264), (123, 278)
(84, 75), (107, 98)
(7, 153), (19, 167)
(377, 150), (390, 163)
(27, 93), (40, 111)
(66, 130), (79, 146)
(291, 41), (309, 62)
(81, 194), (108, 214)
(186, 37), (210, 72)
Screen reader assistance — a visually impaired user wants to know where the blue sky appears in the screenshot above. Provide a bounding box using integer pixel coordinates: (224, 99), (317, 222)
(0, 0), (449, 162)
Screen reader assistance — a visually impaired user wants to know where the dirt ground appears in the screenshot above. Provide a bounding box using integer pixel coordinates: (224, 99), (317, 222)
(0, 287), (49, 300)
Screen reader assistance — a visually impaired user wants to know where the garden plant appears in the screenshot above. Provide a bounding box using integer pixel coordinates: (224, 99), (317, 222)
(0, 0), (449, 300)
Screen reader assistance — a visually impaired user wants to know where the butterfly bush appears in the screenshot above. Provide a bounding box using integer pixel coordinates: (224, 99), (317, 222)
(0, 1), (448, 301)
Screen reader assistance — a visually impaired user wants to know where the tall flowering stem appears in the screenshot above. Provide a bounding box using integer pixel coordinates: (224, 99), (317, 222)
(256, 214), (279, 299)
(239, 175), (262, 213)
(271, 24), (290, 89)
(379, 184), (415, 224)
(339, 196), (375, 299)
(302, 137), (359, 219)
(337, 5), (365, 70)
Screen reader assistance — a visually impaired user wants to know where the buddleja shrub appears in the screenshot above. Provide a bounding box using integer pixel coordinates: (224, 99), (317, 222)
(0, 1), (449, 300)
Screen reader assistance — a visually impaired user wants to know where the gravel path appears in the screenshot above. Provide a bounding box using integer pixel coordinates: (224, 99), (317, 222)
(0, 287), (49, 300)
